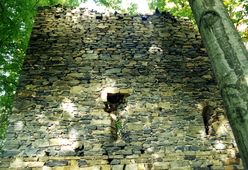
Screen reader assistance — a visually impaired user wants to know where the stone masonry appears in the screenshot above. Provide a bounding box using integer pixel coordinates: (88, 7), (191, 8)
(0, 6), (243, 170)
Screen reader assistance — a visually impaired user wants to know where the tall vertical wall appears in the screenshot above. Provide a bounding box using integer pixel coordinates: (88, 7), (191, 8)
(0, 6), (243, 170)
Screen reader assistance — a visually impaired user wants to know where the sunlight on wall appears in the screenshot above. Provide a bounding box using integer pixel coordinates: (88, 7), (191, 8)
(215, 115), (229, 136)
(14, 121), (24, 131)
(60, 98), (78, 117)
(148, 45), (163, 54)
(199, 129), (206, 140)
(10, 158), (25, 168)
(105, 77), (117, 86)
(119, 107), (129, 118)
(98, 78), (117, 102)
(69, 128), (79, 140)
(214, 140), (226, 150)
(152, 153), (160, 159)
(37, 114), (45, 124)
(101, 87), (119, 102)
(227, 148), (237, 158)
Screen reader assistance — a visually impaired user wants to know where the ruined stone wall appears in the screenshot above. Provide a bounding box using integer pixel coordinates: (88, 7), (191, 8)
(0, 6), (243, 170)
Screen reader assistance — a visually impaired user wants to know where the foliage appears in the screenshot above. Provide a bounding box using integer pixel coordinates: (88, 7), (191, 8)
(96, 0), (122, 10)
(37, 0), (85, 6)
(126, 3), (138, 15)
(115, 118), (123, 133)
(148, 0), (193, 19)
(0, 0), (37, 147)
(224, 0), (248, 41)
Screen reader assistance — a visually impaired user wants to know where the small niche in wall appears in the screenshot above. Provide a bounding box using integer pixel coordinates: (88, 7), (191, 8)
(101, 87), (130, 141)
(202, 104), (214, 136)
(201, 102), (228, 137)
(104, 93), (126, 113)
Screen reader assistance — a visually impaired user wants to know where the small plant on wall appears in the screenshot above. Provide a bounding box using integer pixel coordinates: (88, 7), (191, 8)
(115, 118), (123, 139)
(103, 92), (129, 141)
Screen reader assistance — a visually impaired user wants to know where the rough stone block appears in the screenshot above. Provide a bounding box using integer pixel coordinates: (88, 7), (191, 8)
(79, 166), (101, 170)
(44, 160), (69, 167)
(110, 159), (121, 165)
(51, 167), (71, 170)
(101, 165), (111, 170)
(111, 165), (124, 170)
(78, 160), (87, 167)
(1, 150), (20, 157)
(170, 160), (190, 169)
(105, 68), (122, 75)
(70, 85), (85, 94)
(10, 158), (25, 168)
(91, 119), (111, 125)
(0, 161), (9, 168)
(125, 164), (138, 170)
(119, 89), (132, 94)
(49, 138), (71, 146)
(24, 161), (45, 168)
(82, 54), (98, 60)
(153, 162), (170, 170)
(137, 164), (146, 170)
(126, 123), (144, 131)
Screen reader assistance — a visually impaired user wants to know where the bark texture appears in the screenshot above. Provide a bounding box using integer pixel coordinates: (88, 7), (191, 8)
(189, 0), (248, 168)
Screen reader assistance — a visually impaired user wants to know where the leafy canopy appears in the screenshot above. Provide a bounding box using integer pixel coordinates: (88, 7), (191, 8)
(0, 0), (37, 145)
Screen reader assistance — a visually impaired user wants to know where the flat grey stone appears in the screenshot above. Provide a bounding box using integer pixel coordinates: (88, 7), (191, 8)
(45, 160), (68, 167)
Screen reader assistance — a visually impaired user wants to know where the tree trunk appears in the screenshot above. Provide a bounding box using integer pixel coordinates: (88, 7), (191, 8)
(189, 0), (248, 168)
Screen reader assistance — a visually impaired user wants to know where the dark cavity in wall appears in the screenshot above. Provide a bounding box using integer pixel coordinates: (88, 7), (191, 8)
(74, 144), (84, 156)
(202, 104), (214, 136)
(202, 102), (225, 137)
(104, 92), (129, 141)
(104, 93), (126, 113)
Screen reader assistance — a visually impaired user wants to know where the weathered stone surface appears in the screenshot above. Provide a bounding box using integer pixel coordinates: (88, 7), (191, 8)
(78, 159), (88, 167)
(153, 162), (170, 170)
(0, 5), (242, 170)
(82, 54), (99, 60)
(25, 161), (45, 168)
(44, 160), (69, 167)
(105, 68), (122, 75)
(70, 85), (85, 94)
(112, 165), (124, 170)
(110, 159), (121, 165)
(125, 164), (138, 170)
(80, 165), (101, 170)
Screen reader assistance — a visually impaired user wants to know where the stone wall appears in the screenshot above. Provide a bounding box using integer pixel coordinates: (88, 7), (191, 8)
(0, 6), (243, 170)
